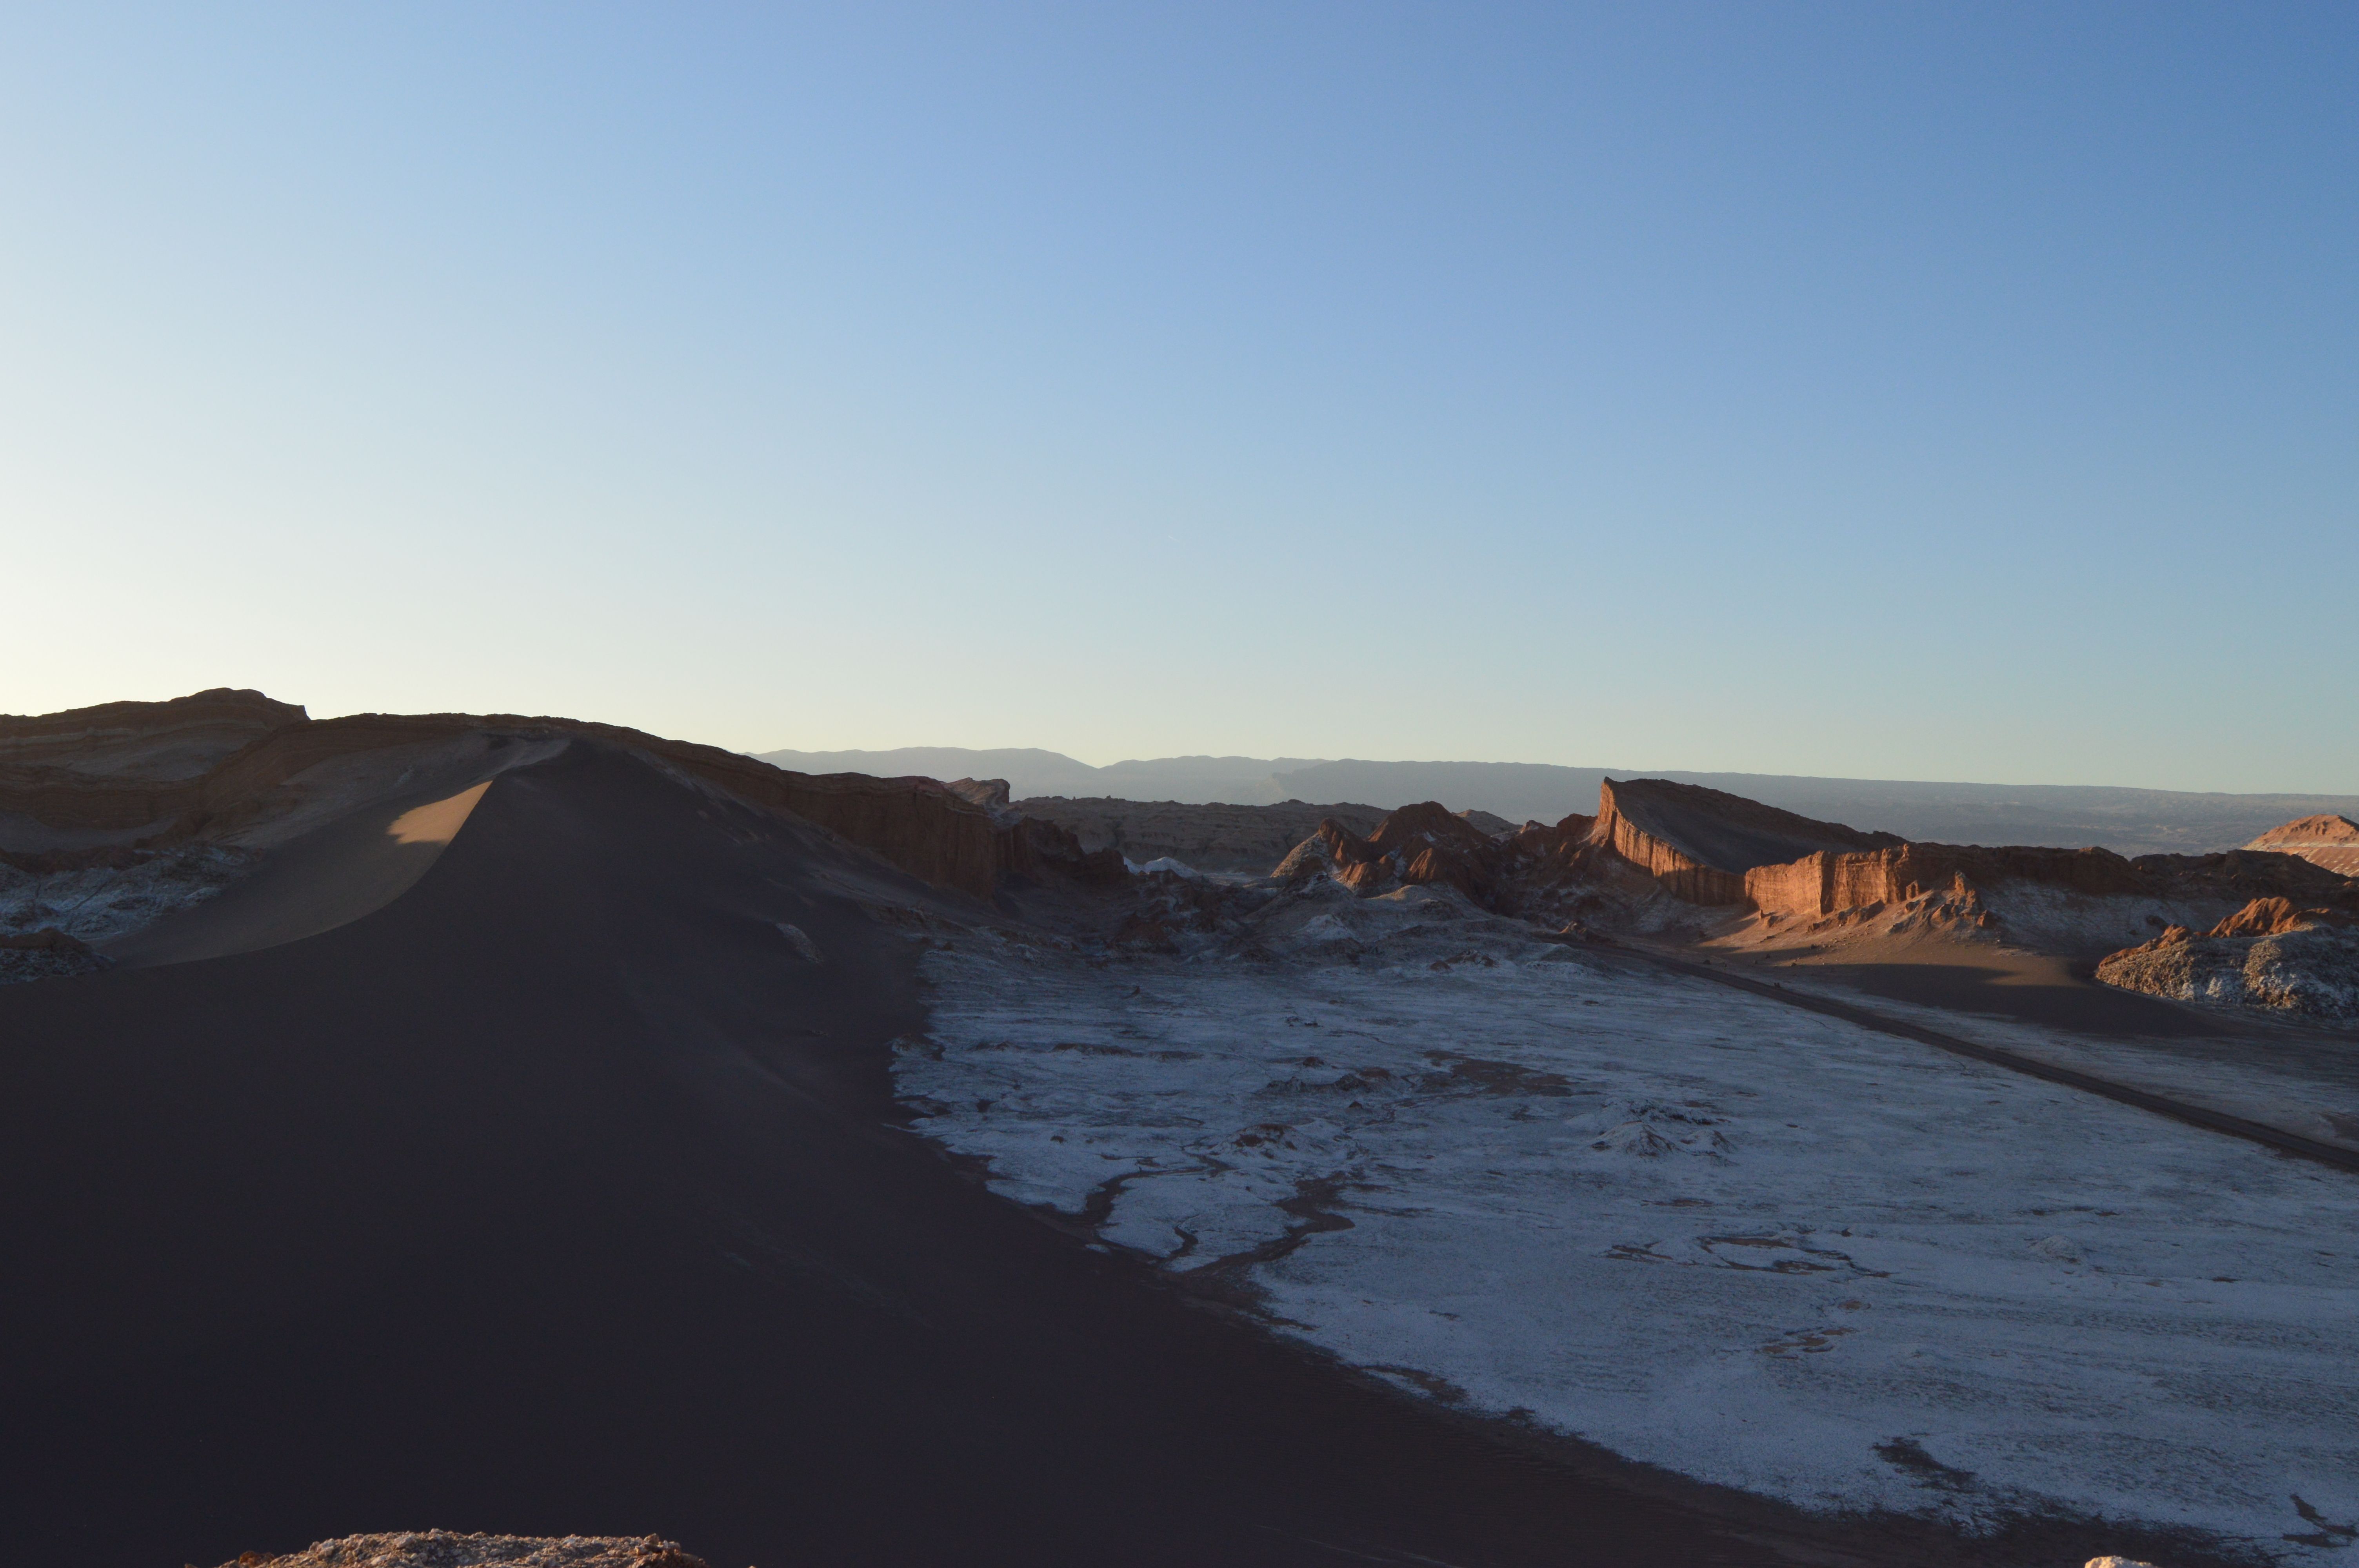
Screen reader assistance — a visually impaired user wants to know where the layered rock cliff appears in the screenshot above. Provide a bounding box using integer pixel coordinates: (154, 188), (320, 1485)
(1587, 778), (1903, 906)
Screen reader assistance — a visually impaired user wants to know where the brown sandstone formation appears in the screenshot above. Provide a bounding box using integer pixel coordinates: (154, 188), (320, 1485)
(1741, 842), (2145, 922)
(2244, 813), (2359, 877)
(0, 693), (1118, 902)
(1587, 778), (1902, 906)
(205, 1530), (706, 1568)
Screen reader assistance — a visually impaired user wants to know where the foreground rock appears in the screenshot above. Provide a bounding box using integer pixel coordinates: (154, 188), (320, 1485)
(2096, 899), (2359, 1018)
(206, 1533), (704, 1568)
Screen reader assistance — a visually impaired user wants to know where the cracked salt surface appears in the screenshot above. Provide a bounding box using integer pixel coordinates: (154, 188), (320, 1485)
(903, 933), (2359, 1557)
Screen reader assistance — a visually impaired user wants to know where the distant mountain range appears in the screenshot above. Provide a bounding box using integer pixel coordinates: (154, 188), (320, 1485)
(752, 747), (2359, 857)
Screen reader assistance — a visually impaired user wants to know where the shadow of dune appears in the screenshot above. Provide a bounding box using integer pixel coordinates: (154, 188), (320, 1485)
(1801, 959), (2229, 1038)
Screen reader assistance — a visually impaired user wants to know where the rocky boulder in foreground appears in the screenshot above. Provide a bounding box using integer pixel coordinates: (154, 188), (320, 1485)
(203, 1531), (706, 1568)
(2095, 898), (2359, 1019)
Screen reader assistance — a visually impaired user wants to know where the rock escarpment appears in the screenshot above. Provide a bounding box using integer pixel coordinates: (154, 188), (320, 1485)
(2245, 813), (2359, 877)
(202, 1531), (705, 1568)
(1588, 778), (1903, 905)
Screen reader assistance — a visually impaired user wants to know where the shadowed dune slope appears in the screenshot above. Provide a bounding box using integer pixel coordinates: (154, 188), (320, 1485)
(0, 740), (1772, 1568)
(103, 752), (514, 967)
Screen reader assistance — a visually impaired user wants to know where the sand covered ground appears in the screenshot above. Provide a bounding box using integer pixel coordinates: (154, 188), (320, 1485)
(905, 888), (2359, 1562)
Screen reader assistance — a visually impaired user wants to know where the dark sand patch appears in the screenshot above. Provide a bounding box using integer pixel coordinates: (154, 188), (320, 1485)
(1785, 956), (2229, 1038)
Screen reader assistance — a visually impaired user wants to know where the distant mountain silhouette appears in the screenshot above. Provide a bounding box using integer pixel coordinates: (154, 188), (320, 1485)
(754, 747), (2359, 856)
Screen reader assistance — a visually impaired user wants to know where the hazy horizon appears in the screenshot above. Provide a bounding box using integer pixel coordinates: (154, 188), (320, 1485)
(753, 739), (2359, 800)
(7, 5), (2353, 792)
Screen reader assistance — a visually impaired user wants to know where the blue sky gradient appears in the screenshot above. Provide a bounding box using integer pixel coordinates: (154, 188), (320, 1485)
(5, 4), (2352, 789)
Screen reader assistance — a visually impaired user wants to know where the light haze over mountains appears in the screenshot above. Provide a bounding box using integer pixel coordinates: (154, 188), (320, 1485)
(755, 746), (2359, 857)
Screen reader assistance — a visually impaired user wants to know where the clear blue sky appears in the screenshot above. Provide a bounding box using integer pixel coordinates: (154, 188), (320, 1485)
(5, 4), (2352, 790)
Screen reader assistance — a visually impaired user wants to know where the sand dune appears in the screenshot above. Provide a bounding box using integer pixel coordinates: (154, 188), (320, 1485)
(0, 737), (1799, 1568)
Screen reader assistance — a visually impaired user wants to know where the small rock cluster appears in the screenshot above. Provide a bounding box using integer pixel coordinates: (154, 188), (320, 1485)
(200, 1531), (708, 1568)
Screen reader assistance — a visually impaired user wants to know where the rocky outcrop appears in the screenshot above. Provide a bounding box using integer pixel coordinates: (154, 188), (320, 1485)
(203, 1530), (706, 1568)
(1588, 778), (1902, 906)
(0, 695), (1119, 902)
(1274, 801), (1507, 900)
(2096, 900), (2359, 1018)
(945, 777), (1016, 814)
(2245, 813), (2359, 877)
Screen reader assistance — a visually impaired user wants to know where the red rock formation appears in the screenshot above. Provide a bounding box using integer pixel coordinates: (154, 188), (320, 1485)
(2244, 813), (2359, 877)
(1587, 778), (1901, 906)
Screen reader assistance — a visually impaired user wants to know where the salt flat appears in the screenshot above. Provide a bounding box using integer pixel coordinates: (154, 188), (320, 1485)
(903, 904), (2359, 1560)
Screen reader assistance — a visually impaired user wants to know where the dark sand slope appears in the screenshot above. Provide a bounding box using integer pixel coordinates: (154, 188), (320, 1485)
(0, 741), (1778, 1568)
